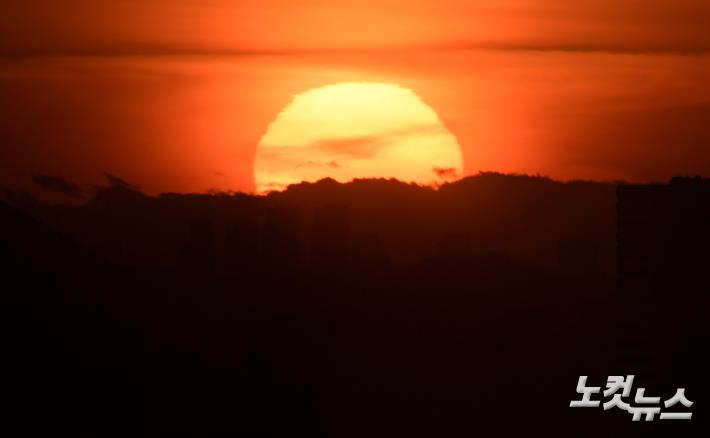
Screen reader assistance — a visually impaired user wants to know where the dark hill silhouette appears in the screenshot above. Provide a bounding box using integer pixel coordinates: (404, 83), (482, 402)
(273, 173), (617, 273)
(14, 172), (617, 277)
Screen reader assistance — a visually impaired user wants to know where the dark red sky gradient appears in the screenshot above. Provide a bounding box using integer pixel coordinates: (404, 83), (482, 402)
(2, 1), (710, 197)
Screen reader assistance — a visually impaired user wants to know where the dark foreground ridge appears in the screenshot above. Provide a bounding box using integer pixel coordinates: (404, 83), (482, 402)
(1, 173), (708, 436)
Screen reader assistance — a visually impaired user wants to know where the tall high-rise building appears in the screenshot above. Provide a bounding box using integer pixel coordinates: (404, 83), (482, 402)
(261, 206), (302, 271)
(616, 178), (709, 389)
(310, 204), (349, 269)
(178, 220), (216, 277)
(223, 218), (259, 275)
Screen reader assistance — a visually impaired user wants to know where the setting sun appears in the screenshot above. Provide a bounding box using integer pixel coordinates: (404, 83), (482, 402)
(254, 82), (463, 193)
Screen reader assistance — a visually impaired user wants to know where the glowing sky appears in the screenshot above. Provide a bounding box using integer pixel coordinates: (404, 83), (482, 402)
(1, 1), (710, 198)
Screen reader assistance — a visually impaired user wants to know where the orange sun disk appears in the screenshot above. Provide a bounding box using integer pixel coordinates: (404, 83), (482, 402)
(254, 82), (463, 193)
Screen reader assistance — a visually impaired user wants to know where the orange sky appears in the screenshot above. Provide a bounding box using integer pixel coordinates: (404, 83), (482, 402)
(2, 1), (710, 197)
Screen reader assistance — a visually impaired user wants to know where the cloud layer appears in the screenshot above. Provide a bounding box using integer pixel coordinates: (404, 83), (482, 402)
(2, 1), (710, 57)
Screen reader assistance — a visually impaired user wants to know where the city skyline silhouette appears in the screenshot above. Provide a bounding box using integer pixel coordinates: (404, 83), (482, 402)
(2, 172), (708, 436)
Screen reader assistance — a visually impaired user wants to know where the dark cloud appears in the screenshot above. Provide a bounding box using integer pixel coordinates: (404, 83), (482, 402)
(4, 43), (710, 59)
(0, 45), (292, 60)
(105, 173), (139, 190)
(311, 124), (446, 159)
(1, 0), (710, 60)
(32, 174), (83, 198)
(313, 136), (382, 159)
(449, 43), (710, 56)
(295, 160), (342, 169)
(433, 167), (460, 180)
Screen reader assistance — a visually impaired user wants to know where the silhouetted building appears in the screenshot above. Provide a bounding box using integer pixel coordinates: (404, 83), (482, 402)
(224, 218), (260, 275)
(616, 177), (710, 388)
(557, 237), (600, 276)
(92, 239), (124, 266)
(435, 234), (473, 258)
(310, 204), (349, 269)
(178, 220), (216, 276)
(349, 233), (390, 273)
(261, 206), (302, 271)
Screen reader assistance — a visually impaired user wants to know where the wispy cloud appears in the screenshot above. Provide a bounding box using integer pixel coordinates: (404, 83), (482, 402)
(3, 0), (710, 59)
(4, 42), (710, 59)
(32, 174), (83, 199)
(433, 167), (460, 180)
(105, 173), (139, 191)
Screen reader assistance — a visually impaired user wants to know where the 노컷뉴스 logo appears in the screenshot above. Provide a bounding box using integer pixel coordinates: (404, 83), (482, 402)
(570, 375), (693, 421)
